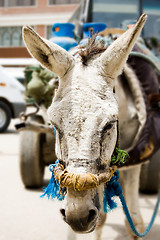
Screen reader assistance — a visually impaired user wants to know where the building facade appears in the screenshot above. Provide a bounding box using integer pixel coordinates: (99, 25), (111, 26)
(0, 0), (80, 58)
(1, 0), (160, 60)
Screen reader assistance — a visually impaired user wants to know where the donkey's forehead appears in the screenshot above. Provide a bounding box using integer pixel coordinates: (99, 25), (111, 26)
(48, 85), (118, 127)
(56, 60), (114, 100)
(48, 58), (118, 126)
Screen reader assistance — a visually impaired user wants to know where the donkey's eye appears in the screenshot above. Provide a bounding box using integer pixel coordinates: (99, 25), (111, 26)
(101, 123), (113, 138)
(103, 123), (113, 132)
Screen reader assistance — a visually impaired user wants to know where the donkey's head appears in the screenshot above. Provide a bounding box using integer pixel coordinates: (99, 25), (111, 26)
(23, 14), (146, 233)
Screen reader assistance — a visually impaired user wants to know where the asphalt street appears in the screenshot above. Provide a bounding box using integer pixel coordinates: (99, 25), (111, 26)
(0, 120), (160, 240)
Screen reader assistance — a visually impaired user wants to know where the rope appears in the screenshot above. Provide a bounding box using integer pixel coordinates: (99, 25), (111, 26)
(119, 190), (160, 237)
(105, 170), (160, 237)
(45, 126), (159, 237)
(40, 159), (65, 201)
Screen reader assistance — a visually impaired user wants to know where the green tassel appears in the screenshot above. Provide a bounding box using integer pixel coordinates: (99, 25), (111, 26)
(111, 147), (129, 166)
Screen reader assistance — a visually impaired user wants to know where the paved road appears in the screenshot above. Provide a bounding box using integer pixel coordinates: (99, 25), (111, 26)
(0, 120), (160, 240)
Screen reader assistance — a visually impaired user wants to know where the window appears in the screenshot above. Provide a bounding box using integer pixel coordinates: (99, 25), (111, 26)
(142, 0), (160, 40)
(91, 0), (160, 40)
(2, 32), (10, 46)
(12, 31), (20, 46)
(0, 0), (36, 7)
(92, 0), (139, 28)
(0, 27), (24, 47)
(49, 0), (80, 5)
(46, 26), (53, 40)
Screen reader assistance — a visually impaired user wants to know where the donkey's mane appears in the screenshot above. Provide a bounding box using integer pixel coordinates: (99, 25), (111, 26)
(78, 34), (107, 65)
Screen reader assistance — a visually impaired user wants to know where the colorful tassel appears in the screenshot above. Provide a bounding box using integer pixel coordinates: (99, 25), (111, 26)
(40, 160), (65, 201)
(103, 170), (122, 213)
(41, 146), (128, 211)
(111, 147), (129, 166)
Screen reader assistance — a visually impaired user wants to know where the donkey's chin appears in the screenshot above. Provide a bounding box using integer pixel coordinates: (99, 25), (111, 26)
(85, 224), (97, 233)
(68, 221), (97, 234)
(63, 212), (98, 234)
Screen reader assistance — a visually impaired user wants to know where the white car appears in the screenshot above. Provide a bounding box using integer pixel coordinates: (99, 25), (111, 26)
(0, 65), (26, 132)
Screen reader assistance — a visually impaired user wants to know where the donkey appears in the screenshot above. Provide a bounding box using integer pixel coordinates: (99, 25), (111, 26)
(23, 14), (151, 240)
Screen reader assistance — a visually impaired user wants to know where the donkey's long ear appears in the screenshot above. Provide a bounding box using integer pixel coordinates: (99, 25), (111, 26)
(23, 26), (74, 77)
(97, 14), (147, 79)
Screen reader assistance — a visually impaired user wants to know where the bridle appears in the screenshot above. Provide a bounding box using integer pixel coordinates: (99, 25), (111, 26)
(54, 161), (117, 191)
(52, 121), (128, 192)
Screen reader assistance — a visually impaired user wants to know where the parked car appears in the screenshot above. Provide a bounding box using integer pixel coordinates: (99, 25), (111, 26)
(0, 65), (26, 132)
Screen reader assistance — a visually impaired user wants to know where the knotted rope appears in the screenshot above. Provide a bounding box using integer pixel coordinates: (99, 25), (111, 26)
(40, 146), (128, 196)
(41, 126), (160, 237)
(41, 159), (160, 238)
(54, 162), (117, 191)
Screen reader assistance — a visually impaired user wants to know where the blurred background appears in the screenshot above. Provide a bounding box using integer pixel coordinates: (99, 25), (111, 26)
(0, 0), (160, 81)
(0, 0), (160, 240)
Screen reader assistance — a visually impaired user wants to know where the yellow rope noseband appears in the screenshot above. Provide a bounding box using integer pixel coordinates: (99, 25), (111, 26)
(54, 162), (117, 191)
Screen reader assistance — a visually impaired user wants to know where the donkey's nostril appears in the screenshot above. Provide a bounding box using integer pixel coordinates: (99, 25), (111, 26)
(60, 208), (66, 217)
(88, 209), (97, 223)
